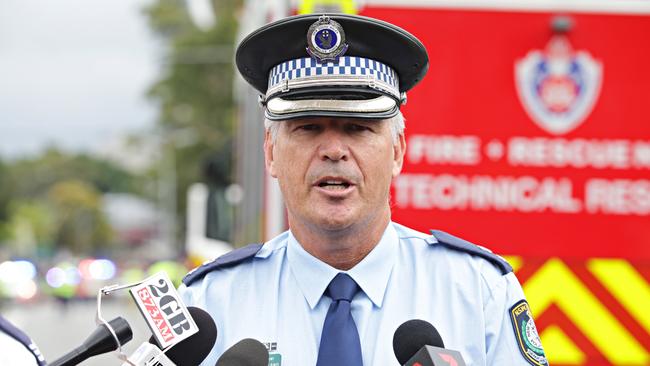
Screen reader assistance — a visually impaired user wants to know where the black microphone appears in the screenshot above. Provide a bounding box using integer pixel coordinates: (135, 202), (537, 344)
(215, 338), (269, 366)
(127, 306), (218, 366)
(152, 307), (218, 365)
(393, 319), (467, 366)
(50, 316), (133, 366)
(393, 319), (444, 364)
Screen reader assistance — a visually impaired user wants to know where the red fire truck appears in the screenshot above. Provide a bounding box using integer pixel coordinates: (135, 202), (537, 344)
(209, 1), (650, 364)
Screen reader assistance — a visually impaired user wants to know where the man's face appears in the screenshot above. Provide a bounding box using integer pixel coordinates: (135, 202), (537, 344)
(264, 116), (406, 232)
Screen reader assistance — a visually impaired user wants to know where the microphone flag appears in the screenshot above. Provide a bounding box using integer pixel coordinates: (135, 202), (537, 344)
(129, 272), (199, 349)
(404, 345), (467, 366)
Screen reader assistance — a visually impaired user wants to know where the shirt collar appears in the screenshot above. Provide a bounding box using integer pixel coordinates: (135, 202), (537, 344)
(286, 222), (398, 309)
(256, 230), (289, 258)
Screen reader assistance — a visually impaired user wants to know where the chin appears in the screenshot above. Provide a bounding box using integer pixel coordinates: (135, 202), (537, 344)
(318, 217), (354, 231)
(311, 209), (357, 231)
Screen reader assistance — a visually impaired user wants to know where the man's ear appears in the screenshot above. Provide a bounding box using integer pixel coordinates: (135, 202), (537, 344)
(392, 133), (406, 177)
(264, 130), (278, 178)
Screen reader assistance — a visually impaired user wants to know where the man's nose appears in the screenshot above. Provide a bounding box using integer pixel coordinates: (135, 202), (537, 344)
(318, 133), (348, 161)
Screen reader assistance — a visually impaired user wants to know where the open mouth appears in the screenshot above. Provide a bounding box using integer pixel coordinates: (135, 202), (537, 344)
(317, 179), (352, 190)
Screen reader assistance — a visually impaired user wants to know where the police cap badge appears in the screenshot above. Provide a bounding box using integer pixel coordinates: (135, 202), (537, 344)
(306, 15), (348, 62)
(236, 14), (428, 120)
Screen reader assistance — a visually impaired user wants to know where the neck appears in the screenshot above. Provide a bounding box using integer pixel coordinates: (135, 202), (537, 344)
(289, 208), (391, 270)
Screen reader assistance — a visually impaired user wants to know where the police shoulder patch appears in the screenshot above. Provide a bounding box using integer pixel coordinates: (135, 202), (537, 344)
(182, 243), (263, 286)
(429, 230), (513, 275)
(510, 300), (548, 366)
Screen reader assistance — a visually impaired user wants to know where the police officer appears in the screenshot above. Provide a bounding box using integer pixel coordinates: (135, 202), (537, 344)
(0, 314), (47, 365)
(180, 13), (548, 366)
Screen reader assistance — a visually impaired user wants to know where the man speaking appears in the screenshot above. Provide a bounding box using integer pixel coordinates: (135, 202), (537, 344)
(179, 13), (547, 366)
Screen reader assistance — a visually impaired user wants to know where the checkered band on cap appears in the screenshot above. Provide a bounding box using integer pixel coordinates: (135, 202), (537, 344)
(266, 56), (400, 101)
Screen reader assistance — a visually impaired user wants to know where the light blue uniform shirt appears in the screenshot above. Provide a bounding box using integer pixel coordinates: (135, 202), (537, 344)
(179, 222), (546, 366)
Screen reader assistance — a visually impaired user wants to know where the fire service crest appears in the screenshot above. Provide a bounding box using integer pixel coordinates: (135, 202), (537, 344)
(515, 35), (602, 135)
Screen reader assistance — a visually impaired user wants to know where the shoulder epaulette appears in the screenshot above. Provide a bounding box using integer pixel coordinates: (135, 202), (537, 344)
(183, 243), (263, 286)
(430, 230), (512, 275)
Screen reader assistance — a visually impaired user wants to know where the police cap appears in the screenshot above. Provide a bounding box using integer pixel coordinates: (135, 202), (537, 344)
(236, 14), (428, 120)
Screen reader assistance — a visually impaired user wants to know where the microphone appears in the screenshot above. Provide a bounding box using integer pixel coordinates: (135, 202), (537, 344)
(129, 272), (200, 349)
(125, 306), (218, 366)
(393, 319), (444, 364)
(393, 319), (467, 366)
(215, 338), (269, 366)
(50, 316), (133, 366)
(125, 343), (174, 366)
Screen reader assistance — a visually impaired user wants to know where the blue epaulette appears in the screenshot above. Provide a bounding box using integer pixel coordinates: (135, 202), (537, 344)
(183, 243), (263, 286)
(430, 230), (513, 275)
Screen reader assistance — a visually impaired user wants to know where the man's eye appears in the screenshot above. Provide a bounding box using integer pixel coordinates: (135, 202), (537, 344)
(295, 124), (320, 132)
(347, 124), (371, 132)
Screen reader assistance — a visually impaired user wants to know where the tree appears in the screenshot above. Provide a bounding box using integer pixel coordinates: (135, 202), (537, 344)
(2, 200), (55, 256)
(7, 148), (146, 199)
(0, 158), (13, 241)
(0, 150), (139, 255)
(144, 0), (242, 245)
(47, 180), (113, 253)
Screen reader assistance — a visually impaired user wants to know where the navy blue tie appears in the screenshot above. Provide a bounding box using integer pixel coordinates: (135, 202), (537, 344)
(316, 273), (363, 366)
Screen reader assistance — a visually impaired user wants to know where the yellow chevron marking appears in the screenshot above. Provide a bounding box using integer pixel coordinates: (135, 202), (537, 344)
(298, 0), (314, 14)
(540, 325), (586, 365)
(523, 258), (649, 365)
(298, 0), (357, 14)
(588, 259), (650, 336)
(503, 256), (522, 272)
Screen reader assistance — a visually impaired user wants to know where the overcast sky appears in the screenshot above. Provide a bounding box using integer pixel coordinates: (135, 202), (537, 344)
(0, 0), (161, 159)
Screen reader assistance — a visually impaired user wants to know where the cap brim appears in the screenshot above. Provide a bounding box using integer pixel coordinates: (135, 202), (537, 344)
(265, 95), (398, 121)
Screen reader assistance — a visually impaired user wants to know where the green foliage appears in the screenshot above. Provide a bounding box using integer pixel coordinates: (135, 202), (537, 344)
(4, 200), (55, 254)
(6, 148), (144, 200)
(145, 2), (239, 145)
(144, 0), (241, 242)
(0, 149), (143, 254)
(144, 0), (196, 39)
(47, 180), (113, 253)
(0, 158), (13, 222)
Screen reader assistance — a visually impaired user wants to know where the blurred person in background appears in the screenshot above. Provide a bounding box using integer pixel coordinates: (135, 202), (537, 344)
(180, 13), (547, 366)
